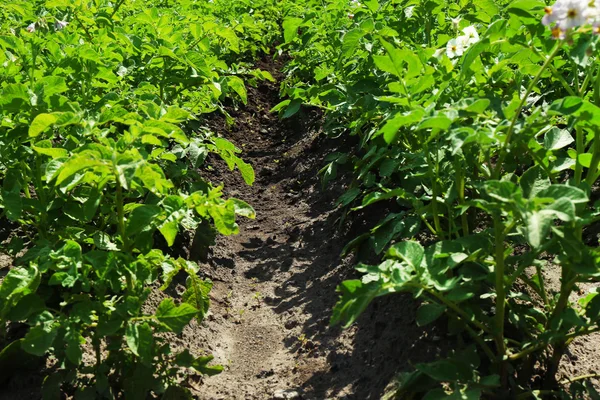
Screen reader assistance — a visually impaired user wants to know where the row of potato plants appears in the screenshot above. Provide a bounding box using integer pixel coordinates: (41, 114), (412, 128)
(278, 0), (600, 398)
(0, 0), (282, 398)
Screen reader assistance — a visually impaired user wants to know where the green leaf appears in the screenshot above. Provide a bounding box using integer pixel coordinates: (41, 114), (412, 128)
(29, 113), (59, 137)
(337, 188), (361, 207)
(55, 155), (104, 185)
(523, 211), (553, 250)
(416, 303), (447, 327)
(159, 220), (179, 247)
(537, 185), (588, 204)
(216, 28), (240, 53)
(227, 76), (247, 105)
(65, 328), (84, 366)
(234, 157), (255, 186)
(125, 205), (162, 237)
(386, 241), (424, 269)
(1, 186), (22, 221)
(38, 76), (68, 100)
(182, 275), (212, 322)
(22, 323), (58, 357)
(464, 99), (491, 114)
(416, 116), (452, 132)
(155, 298), (198, 334)
(578, 153), (592, 168)
(231, 198), (256, 218)
(0, 265), (39, 312)
(6, 293), (45, 321)
(282, 99), (302, 119)
(283, 17), (303, 43)
(375, 109), (425, 144)
(506, 0), (545, 18)
(125, 322), (154, 365)
(549, 97), (600, 123)
(32, 140), (69, 159)
(341, 29), (364, 58)
(175, 350), (223, 376)
(461, 39), (490, 74)
(520, 165), (550, 198)
(0, 83), (29, 112)
(270, 99), (290, 113)
(544, 127), (574, 151)
(353, 188), (413, 210)
(377, 40), (421, 79)
(330, 280), (380, 328)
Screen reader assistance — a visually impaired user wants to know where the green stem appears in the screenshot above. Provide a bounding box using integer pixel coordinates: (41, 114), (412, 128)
(575, 125), (585, 185)
(419, 285), (492, 335)
(109, 0), (127, 19)
(561, 373), (600, 385)
(585, 128), (600, 186)
(509, 325), (600, 361)
(548, 275), (577, 328)
(115, 175), (128, 252)
(493, 42), (562, 179)
(550, 64), (577, 97)
(456, 163), (469, 237)
(493, 213), (507, 380)
(35, 156), (47, 238)
(427, 147), (444, 239)
(74, 13), (94, 43)
(579, 67), (592, 96)
(464, 324), (496, 361)
(536, 264), (549, 309)
(594, 64), (600, 105)
(29, 40), (37, 88)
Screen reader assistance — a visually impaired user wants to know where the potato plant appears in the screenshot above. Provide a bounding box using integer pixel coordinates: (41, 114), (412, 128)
(0, 0), (283, 398)
(278, 0), (600, 398)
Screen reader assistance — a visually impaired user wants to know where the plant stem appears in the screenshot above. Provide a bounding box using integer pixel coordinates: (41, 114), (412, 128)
(493, 213), (507, 381)
(110, 0), (127, 19)
(536, 264), (549, 309)
(419, 285), (492, 335)
(509, 326), (600, 362)
(427, 147), (444, 239)
(493, 42), (562, 179)
(585, 128), (600, 186)
(575, 125), (585, 184)
(579, 66), (592, 96)
(74, 13), (94, 43)
(594, 64), (600, 105)
(30, 40), (36, 88)
(561, 373), (600, 385)
(456, 162), (469, 236)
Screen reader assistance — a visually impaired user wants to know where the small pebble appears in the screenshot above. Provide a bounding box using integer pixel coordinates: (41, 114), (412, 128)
(273, 389), (300, 399)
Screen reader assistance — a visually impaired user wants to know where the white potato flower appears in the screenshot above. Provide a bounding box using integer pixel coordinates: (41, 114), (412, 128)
(55, 20), (68, 31)
(26, 23), (36, 33)
(462, 26), (479, 45)
(542, 0), (597, 32)
(446, 36), (468, 58)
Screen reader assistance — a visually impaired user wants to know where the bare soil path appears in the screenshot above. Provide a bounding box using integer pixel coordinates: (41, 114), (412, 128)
(168, 61), (442, 400)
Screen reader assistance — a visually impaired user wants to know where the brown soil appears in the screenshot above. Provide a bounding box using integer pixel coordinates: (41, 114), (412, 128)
(157, 60), (444, 399)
